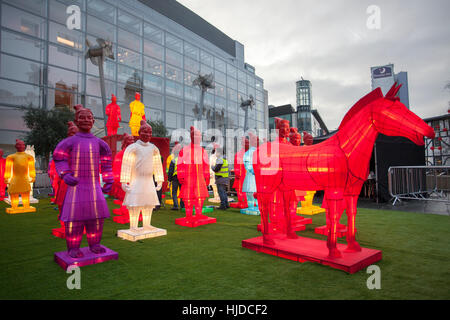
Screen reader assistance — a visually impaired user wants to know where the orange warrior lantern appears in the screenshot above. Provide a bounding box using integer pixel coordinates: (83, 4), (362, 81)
(243, 83), (435, 273)
(4, 139), (36, 214)
(105, 94), (121, 136)
(175, 126), (216, 227)
(129, 92), (146, 136)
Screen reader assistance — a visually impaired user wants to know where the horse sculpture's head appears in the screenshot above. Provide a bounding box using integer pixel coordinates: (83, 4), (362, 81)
(371, 83), (435, 145)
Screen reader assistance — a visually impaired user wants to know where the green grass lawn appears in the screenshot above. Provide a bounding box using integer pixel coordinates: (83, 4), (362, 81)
(0, 197), (449, 300)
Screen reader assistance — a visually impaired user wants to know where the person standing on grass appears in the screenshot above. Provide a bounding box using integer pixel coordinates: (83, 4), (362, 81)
(167, 143), (183, 210)
(212, 147), (230, 210)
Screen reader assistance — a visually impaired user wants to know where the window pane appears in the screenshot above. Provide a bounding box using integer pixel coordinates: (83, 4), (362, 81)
(87, 14), (115, 42)
(48, 66), (82, 92)
(4, 0), (46, 17)
(247, 74), (255, 87)
(165, 80), (183, 98)
(200, 64), (213, 76)
(118, 28), (140, 52)
(204, 92), (214, 108)
(147, 107), (163, 121)
(215, 83), (226, 98)
(166, 96), (183, 114)
(165, 33), (182, 53)
(237, 70), (246, 83)
(200, 50), (213, 67)
(166, 112), (183, 129)
(166, 49), (182, 68)
(247, 86), (256, 99)
(143, 23), (163, 44)
(0, 108), (28, 131)
(118, 64), (141, 84)
(184, 57), (199, 74)
(166, 65), (183, 83)
(227, 76), (237, 90)
(227, 88), (237, 102)
(144, 40), (163, 60)
(1, 4), (46, 39)
(184, 42), (199, 60)
(214, 57), (226, 73)
(87, 0), (115, 21)
(85, 95), (104, 118)
(50, 0), (79, 25)
(143, 73), (163, 93)
(117, 46), (141, 69)
(144, 56), (163, 76)
(0, 79), (41, 107)
(143, 91), (163, 110)
(256, 78), (263, 90)
(118, 9), (141, 35)
(1, 30), (44, 62)
(238, 81), (247, 94)
(0, 54), (43, 85)
(256, 90), (263, 101)
(86, 58), (115, 80)
(215, 96), (226, 110)
(227, 64), (237, 78)
(215, 70), (226, 85)
(86, 75), (115, 98)
(184, 71), (196, 86)
(227, 112), (238, 129)
(48, 88), (79, 109)
(49, 44), (83, 72)
(50, 21), (83, 51)
(184, 86), (199, 102)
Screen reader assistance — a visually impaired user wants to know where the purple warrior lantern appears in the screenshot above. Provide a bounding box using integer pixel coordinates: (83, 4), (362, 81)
(53, 104), (114, 259)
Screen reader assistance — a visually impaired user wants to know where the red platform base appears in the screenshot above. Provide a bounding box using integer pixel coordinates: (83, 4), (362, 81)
(54, 245), (118, 270)
(113, 214), (142, 224)
(315, 224), (357, 238)
(242, 235), (381, 274)
(175, 216), (217, 228)
(230, 202), (248, 209)
(52, 227), (65, 239)
(257, 216), (312, 233)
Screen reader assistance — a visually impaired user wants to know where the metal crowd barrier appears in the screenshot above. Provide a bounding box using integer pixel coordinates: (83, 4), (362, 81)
(388, 166), (450, 205)
(33, 172), (52, 195)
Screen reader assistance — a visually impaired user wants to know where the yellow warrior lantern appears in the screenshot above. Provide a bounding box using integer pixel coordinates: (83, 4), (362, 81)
(129, 92), (146, 136)
(4, 139), (36, 214)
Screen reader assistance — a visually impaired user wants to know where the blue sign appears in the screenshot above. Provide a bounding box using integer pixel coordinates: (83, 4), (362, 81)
(372, 66), (393, 79)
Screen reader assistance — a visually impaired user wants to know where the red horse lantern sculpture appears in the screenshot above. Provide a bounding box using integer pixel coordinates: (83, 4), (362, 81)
(244, 84), (435, 272)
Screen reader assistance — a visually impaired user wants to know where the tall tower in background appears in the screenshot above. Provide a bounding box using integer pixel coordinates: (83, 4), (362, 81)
(296, 79), (312, 133)
(371, 64), (410, 109)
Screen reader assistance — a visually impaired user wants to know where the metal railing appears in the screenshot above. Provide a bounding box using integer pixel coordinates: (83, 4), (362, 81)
(388, 166), (450, 205)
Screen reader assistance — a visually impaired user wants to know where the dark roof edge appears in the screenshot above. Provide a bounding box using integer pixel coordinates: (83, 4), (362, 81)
(311, 109), (329, 134)
(423, 113), (450, 122)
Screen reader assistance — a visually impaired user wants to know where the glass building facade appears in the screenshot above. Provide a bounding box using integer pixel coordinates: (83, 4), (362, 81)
(0, 0), (267, 153)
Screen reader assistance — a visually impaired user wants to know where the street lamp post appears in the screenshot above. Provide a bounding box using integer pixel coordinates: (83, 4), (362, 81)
(85, 38), (114, 136)
(240, 94), (255, 132)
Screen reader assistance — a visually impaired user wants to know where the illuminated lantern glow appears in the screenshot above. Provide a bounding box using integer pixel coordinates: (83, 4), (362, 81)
(117, 120), (166, 241)
(52, 121), (80, 238)
(129, 92), (146, 136)
(230, 137), (249, 209)
(4, 139), (36, 214)
(175, 126), (216, 227)
(0, 149), (7, 201)
(291, 129), (325, 216)
(241, 133), (260, 216)
(111, 133), (136, 223)
(244, 83), (435, 271)
(105, 94), (121, 136)
(52, 104), (117, 264)
(48, 160), (59, 203)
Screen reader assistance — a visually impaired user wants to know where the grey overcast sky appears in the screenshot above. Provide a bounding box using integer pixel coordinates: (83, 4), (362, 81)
(177, 0), (450, 130)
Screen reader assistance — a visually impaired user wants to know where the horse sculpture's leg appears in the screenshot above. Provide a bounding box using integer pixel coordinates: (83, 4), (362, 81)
(344, 196), (361, 252)
(283, 191), (298, 239)
(258, 193), (275, 245)
(324, 190), (344, 258)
